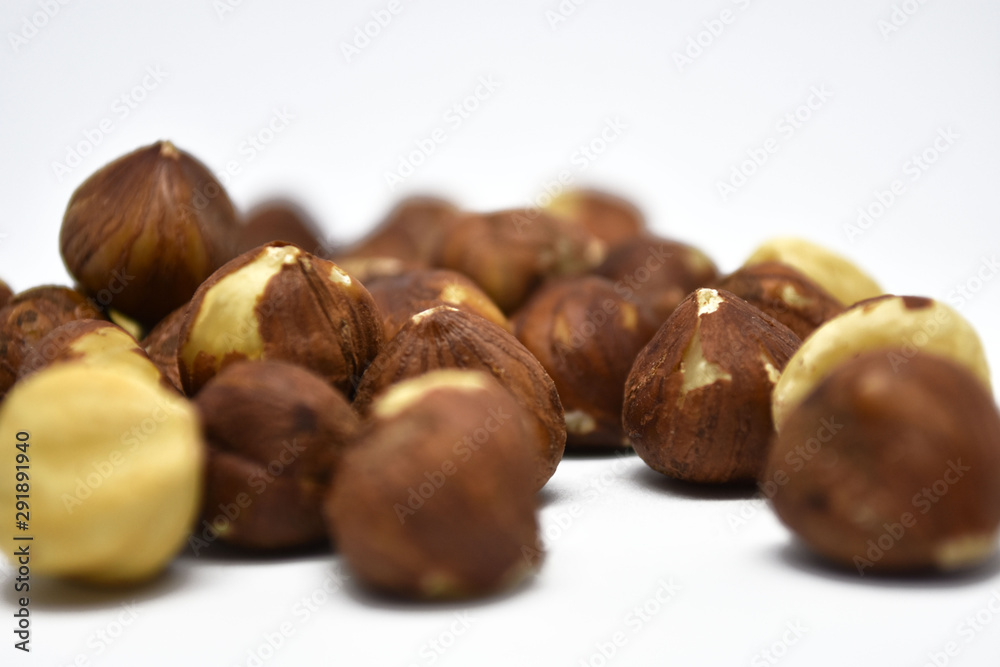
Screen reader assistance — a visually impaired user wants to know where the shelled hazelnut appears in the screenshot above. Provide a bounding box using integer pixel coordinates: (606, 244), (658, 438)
(353, 306), (565, 489)
(177, 242), (383, 395)
(623, 288), (801, 483)
(772, 295), (990, 431)
(545, 188), (646, 247)
(236, 200), (330, 257)
(766, 352), (1000, 574)
(342, 196), (460, 265)
(366, 269), (509, 339)
(0, 278), (13, 308)
(142, 304), (188, 392)
(195, 361), (359, 550)
(593, 236), (718, 323)
(60, 141), (239, 327)
(512, 276), (659, 448)
(714, 262), (844, 340)
(325, 370), (542, 599)
(438, 209), (605, 313)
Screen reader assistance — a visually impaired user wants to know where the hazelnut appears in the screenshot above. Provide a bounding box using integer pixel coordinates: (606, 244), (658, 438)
(343, 196), (460, 264)
(623, 288), (801, 483)
(366, 268), (508, 339)
(766, 352), (1000, 574)
(593, 236), (719, 323)
(512, 276), (659, 448)
(194, 361), (359, 550)
(714, 262), (844, 339)
(545, 188), (646, 247)
(60, 141), (239, 327)
(0, 285), (106, 397)
(0, 363), (204, 584)
(744, 237), (882, 306)
(353, 306), (565, 489)
(236, 199), (330, 257)
(325, 370), (542, 599)
(0, 278), (13, 309)
(177, 242), (383, 395)
(142, 304), (188, 392)
(772, 295), (990, 432)
(438, 209), (605, 313)
(331, 256), (425, 286)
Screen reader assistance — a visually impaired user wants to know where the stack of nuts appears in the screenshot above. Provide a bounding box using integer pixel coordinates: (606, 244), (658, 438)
(1, 140), (999, 600)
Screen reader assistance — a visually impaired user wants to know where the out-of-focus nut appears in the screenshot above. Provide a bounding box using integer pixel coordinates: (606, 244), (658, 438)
(744, 237), (882, 307)
(512, 276), (659, 448)
(766, 352), (1000, 574)
(236, 200), (330, 257)
(772, 295), (990, 432)
(194, 361), (359, 550)
(545, 189), (646, 247)
(60, 141), (239, 327)
(142, 304), (188, 392)
(438, 209), (605, 313)
(177, 242), (383, 395)
(353, 306), (565, 489)
(0, 363), (204, 584)
(0, 279), (13, 309)
(344, 196), (460, 264)
(593, 236), (718, 323)
(331, 256), (425, 287)
(325, 369), (542, 599)
(623, 288), (801, 483)
(367, 269), (508, 339)
(714, 262), (844, 340)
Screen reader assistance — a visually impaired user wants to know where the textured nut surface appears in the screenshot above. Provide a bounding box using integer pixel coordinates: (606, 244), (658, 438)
(744, 237), (882, 307)
(772, 295), (991, 431)
(325, 370), (542, 599)
(142, 304), (188, 392)
(195, 361), (359, 550)
(178, 242), (383, 395)
(624, 288), (801, 483)
(344, 196), (460, 264)
(766, 352), (1000, 574)
(545, 189), (646, 247)
(714, 261), (844, 340)
(0, 364), (204, 584)
(367, 268), (508, 339)
(512, 276), (658, 448)
(593, 236), (718, 323)
(438, 209), (605, 313)
(60, 141), (238, 327)
(354, 306), (565, 489)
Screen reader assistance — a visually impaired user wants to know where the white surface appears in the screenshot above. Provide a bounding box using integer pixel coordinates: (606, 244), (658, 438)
(2, 1), (1000, 665)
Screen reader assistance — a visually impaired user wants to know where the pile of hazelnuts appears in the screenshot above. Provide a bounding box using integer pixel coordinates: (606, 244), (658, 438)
(1, 140), (998, 597)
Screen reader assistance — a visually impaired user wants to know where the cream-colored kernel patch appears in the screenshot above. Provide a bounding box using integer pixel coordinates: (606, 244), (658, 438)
(439, 283), (471, 306)
(410, 305), (458, 325)
(780, 284), (814, 309)
(619, 302), (638, 332)
(564, 410), (597, 435)
(696, 288), (724, 315)
(373, 370), (491, 419)
(934, 533), (998, 570)
(329, 264), (352, 285)
(761, 352), (781, 385)
(678, 325), (731, 405)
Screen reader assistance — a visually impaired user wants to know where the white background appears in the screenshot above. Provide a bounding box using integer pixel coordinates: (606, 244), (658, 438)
(2, 0), (1000, 665)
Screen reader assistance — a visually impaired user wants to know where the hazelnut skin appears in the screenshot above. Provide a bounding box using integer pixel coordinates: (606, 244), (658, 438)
(353, 306), (566, 490)
(512, 276), (659, 448)
(142, 304), (188, 393)
(325, 370), (543, 599)
(194, 361), (359, 550)
(0, 279), (12, 308)
(342, 196), (460, 265)
(177, 242), (383, 396)
(623, 288), (801, 483)
(766, 352), (1000, 574)
(60, 141), (239, 328)
(545, 189), (646, 247)
(236, 200), (330, 257)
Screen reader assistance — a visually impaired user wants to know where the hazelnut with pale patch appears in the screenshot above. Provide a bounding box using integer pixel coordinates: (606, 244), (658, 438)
(623, 288), (801, 483)
(545, 188), (646, 247)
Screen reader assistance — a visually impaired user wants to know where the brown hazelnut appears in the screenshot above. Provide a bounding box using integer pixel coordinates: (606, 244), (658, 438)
(766, 352), (1000, 574)
(353, 306), (565, 489)
(177, 242), (383, 395)
(623, 288), (801, 483)
(545, 188), (646, 247)
(512, 276), (659, 448)
(60, 141), (238, 327)
(367, 268), (508, 339)
(343, 196), (460, 264)
(437, 209), (605, 313)
(593, 236), (719, 323)
(236, 199), (330, 257)
(331, 256), (425, 286)
(0, 285), (106, 396)
(714, 262), (844, 340)
(325, 369), (542, 599)
(142, 304), (188, 392)
(194, 361), (359, 550)
(0, 279), (13, 309)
